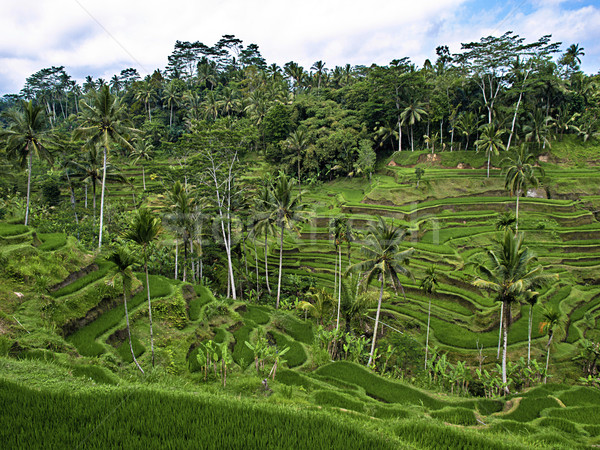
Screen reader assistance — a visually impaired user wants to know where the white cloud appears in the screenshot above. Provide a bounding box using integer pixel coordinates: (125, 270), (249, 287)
(1, 0), (598, 95)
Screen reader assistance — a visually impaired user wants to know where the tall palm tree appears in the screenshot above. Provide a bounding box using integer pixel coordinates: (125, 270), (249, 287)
(124, 207), (162, 367)
(1, 100), (54, 225)
(107, 245), (144, 374)
(162, 82), (180, 129)
(311, 60), (326, 93)
(456, 111), (479, 151)
(69, 146), (126, 220)
(350, 216), (414, 366)
(420, 265), (438, 370)
(502, 145), (544, 232)
(540, 307), (563, 383)
(473, 230), (556, 394)
(271, 172), (305, 309)
(475, 124), (505, 178)
(285, 128), (309, 196)
(252, 180), (276, 295)
(75, 85), (138, 249)
(401, 102), (427, 152)
(131, 139), (154, 191)
(329, 217), (348, 331)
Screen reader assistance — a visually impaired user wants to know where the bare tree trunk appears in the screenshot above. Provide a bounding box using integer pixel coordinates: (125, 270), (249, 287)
(25, 150), (32, 226)
(124, 287), (144, 374)
(425, 297), (431, 370)
(497, 302), (504, 359)
(145, 258), (155, 367)
(527, 302), (533, 366)
(336, 246), (342, 331)
(264, 233), (271, 294)
(368, 278), (385, 367)
(276, 223), (284, 309)
(98, 144), (107, 249)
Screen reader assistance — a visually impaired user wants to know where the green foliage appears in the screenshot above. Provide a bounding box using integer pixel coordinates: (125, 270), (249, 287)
(269, 331), (306, 368)
(240, 305), (270, 325)
(557, 386), (600, 406)
(152, 289), (188, 329)
(51, 260), (114, 298)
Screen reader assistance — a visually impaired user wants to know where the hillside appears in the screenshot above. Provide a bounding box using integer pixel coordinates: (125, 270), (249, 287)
(1, 137), (600, 448)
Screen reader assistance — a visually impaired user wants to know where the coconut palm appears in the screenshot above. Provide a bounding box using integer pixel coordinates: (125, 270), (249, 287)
(401, 102), (427, 152)
(252, 178), (276, 295)
(123, 207), (162, 367)
(284, 128), (309, 196)
(75, 85), (138, 249)
(502, 145), (544, 232)
(350, 216), (414, 366)
(329, 217), (347, 331)
(131, 139), (154, 191)
(475, 124), (505, 178)
(473, 230), (556, 394)
(271, 172), (305, 309)
(540, 307), (563, 383)
(107, 245), (144, 374)
(456, 111), (479, 151)
(421, 265), (438, 370)
(495, 211), (517, 232)
(1, 100), (54, 225)
(69, 146), (126, 220)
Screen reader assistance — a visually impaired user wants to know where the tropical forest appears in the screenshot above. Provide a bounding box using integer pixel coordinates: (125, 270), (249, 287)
(1, 32), (600, 448)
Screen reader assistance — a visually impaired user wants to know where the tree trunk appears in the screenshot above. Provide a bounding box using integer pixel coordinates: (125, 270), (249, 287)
(544, 331), (553, 384)
(124, 285), (144, 374)
(425, 297), (431, 370)
(98, 144), (108, 249)
(527, 302), (533, 366)
(336, 246), (342, 331)
(487, 148), (491, 179)
(174, 241), (178, 280)
(497, 302), (504, 359)
(145, 257), (155, 367)
(142, 166), (146, 191)
(502, 301), (510, 395)
(276, 222), (284, 309)
(368, 278), (385, 367)
(264, 233), (271, 294)
(25, 150), (32, 226)
(515, 189), (521, 233)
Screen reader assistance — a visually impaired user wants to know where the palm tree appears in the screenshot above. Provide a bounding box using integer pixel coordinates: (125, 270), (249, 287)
(69, 146), (126, 220)
(456, 111), (479, 151)
(475, 124), (505, 178)
(502, 145), (544, 233)
(75, 85), (138, 249)
(524, 108), (553, 150)
(540, 307), (563, 383)
(473, 230), (556, 394)
(401, 102), (427, 152)
(252, 180), (276, 295)
(1, 100), (54, 225)
(271, 172), (305, 309)
(134, 82), (156, 120)
(123, 207), (162, 367)
(420, 265), (438, 370)
(285, 128), (309, 196)
(131, 139), (154, 191)
(495, 211), (517, 232)
(329, 217), (348, 331)
(162, 82), (180, 129)
(350, 216), (414, 366)
(107, 245), (144, 374)
(311, 60), (326, 93)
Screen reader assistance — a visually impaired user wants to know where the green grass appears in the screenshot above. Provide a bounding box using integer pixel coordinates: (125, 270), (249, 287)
(316, 361), (446, 410)
(0, 378), (403, 450)
(51, 260), (114, 298)
(269, 330), (307, 368)
(503, 396), (561, 422)
(430, 406), (478, 426)
(37, 233), (67, 251)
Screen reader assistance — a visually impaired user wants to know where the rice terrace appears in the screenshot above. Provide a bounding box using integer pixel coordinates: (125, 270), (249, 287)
(1, 26), (600, 449)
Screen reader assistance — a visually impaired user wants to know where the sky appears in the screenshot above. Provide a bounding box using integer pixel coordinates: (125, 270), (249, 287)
(1, 0), (599, 95)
